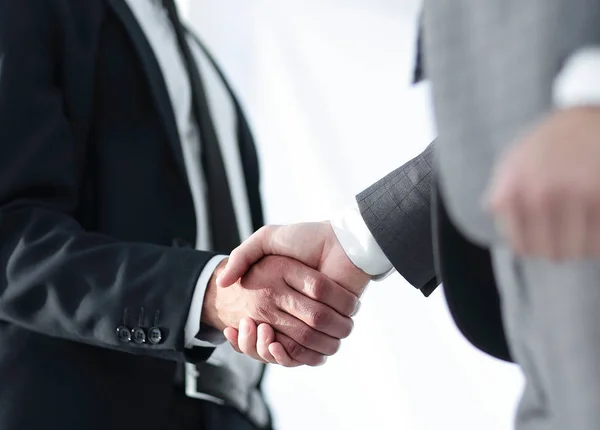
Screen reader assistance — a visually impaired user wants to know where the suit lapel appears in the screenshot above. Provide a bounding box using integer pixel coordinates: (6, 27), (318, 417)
(105, 0), (188, 179)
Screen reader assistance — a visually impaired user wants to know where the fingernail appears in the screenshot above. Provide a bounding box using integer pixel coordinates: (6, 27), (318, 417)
(316, 357), (328, 367)
(352, 301), (361, 317)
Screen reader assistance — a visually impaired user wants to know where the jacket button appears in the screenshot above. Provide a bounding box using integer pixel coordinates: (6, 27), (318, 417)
(148, 327), (163, 344)
(116, 326), (132, 343)
(132, 327), (146, 344)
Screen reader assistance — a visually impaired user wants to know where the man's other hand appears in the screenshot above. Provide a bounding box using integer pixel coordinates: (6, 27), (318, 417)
(488, 107), (600, 260)
(202, 256), (359, 366)
(224, 318), (306, 367)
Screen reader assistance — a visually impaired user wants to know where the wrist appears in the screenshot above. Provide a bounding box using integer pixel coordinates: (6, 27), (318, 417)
(323, 221), (371, 276)
(322, 221), (373, 297)
(330, 208), (393, 277)
(200, 257), (229, 331)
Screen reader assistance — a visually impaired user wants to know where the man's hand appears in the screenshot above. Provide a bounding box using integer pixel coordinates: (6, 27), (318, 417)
(217, 222), (371, 296)
(202, 256), (359, 366)
(224, 318), (305, 367)
(488, 107), (600, 260)
(215, 222), (372, 366)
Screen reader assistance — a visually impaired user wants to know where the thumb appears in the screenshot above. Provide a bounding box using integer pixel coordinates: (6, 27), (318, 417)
(215, 251), (248, 287)
(216, 227), (276, 287)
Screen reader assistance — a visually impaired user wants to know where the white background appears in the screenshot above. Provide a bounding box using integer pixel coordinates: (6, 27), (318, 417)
(180, 1), (524, 429)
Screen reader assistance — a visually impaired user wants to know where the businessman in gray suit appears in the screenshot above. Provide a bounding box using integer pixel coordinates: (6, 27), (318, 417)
(214, 3), (600, 429)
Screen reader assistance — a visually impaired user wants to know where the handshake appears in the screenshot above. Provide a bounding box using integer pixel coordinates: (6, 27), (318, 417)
(201, 221), (372, 367)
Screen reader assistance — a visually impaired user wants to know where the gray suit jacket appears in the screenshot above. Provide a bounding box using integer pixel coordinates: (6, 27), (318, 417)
(357, 143), (511, 362)
(397, 0), (600, 362)
(357, 144), (437, 296)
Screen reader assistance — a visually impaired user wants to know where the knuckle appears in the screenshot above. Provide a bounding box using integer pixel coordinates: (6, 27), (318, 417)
(260, 285), (278, 302)
(341, 296), (359, 317)
(340, 318), (354, 339)
(305, 276), (326, 300)
(325, 339), (342, 356)
(307, 307), (331, 330)
(281, 293), (297, 313)
(294, 326), (314, 346)
(254, 302), (272, 322)
(285, 340), (307, 360)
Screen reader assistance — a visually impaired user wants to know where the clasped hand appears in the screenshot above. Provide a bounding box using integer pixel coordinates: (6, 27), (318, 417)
(203, 222), (371, 367)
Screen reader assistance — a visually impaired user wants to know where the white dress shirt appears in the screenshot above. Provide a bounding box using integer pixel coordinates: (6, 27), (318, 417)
(125, 0), (253, 346)
(331, 47), (600, 280)
(125, 0), (260, 402)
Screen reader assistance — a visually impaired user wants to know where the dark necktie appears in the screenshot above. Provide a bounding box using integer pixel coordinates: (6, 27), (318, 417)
(162, 0), (241, 254)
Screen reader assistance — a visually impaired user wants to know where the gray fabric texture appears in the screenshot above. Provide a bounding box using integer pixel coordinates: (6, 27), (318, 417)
(357, 143), (437, 296)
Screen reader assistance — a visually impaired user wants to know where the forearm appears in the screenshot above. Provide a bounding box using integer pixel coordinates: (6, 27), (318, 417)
(352, 143), (438, 294)
(0, 204), (215, 363)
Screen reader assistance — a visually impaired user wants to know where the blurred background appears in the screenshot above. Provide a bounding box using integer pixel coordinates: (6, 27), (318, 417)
(179, 1), (524, 429)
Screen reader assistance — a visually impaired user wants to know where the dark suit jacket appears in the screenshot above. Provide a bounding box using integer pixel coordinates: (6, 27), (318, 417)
(356, 143), (512, 362)
(0, 1), (263, 429)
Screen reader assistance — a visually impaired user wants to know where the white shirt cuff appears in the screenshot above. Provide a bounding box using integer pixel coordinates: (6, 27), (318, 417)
(553, 46), (600, 108)
(184, 255), (228, 349)
(331, 207), (394, 279)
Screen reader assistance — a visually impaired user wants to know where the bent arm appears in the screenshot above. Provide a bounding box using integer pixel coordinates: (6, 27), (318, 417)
(356, 143), (438, 295)
(0, 0), (213, 363)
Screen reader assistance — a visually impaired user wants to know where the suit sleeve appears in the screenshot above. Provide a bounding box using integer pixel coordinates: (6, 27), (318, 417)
(0, 0), (213, 363)
(356, 143), (438, 296)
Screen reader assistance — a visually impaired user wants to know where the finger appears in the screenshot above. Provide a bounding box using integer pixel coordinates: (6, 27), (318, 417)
(238, 317), (267, 363)
(524, 202), (557, 260)
(223, 327), (242, 353)
(560, 199), (587, 260)
(488, 165), (529, 255)
(273, 331), (324, 367)
(495, 200), (529, 256)
(279, 287), (354, 340)
(283, 262), (359, 317)
(217, 226), (279, 287)
(270, 309), (342, 356)
(256, 323), (277, 364)
(268, 343), (301, 367)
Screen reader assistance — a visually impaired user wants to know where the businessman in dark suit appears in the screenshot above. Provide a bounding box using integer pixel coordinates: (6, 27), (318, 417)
(0, 1), (360, 429)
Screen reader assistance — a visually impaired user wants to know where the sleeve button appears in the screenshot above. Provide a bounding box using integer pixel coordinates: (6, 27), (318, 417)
(148, 327), (163, 345)
(116, 326), (132, 343)
(132, 327), (146, 344)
